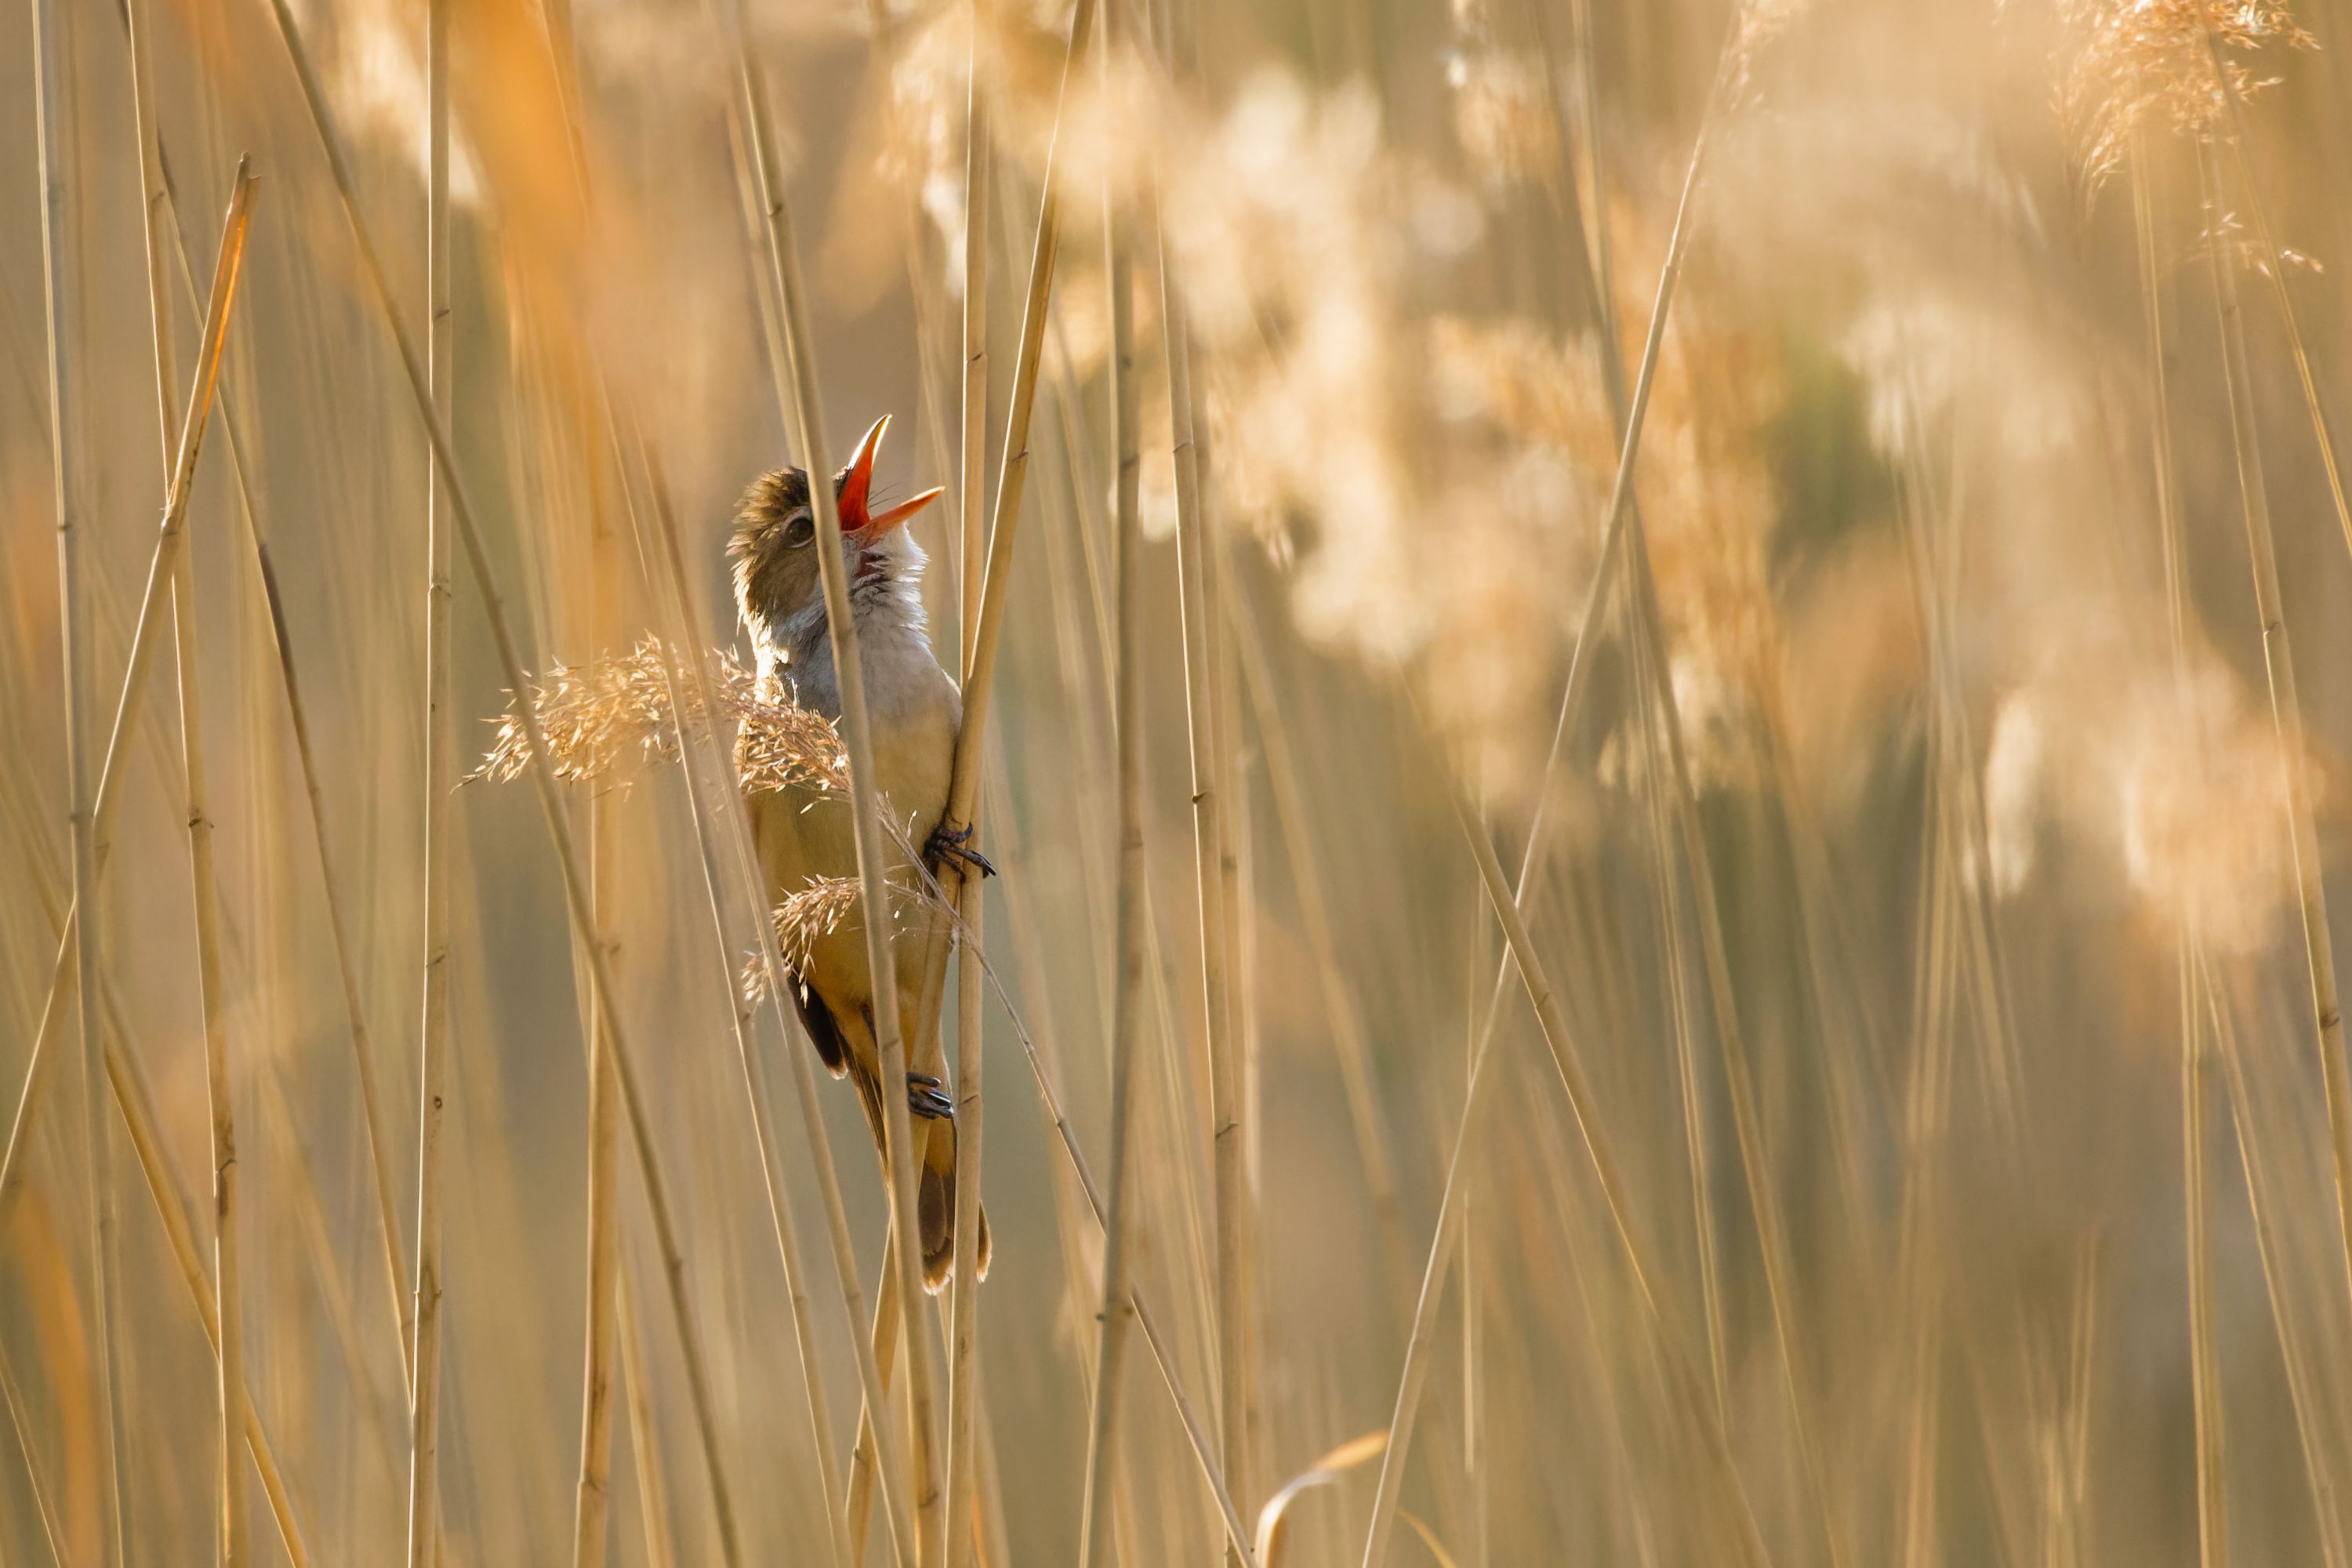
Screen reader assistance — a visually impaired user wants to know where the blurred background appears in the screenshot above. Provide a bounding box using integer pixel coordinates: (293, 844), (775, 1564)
(6, 0), (2352, 1563)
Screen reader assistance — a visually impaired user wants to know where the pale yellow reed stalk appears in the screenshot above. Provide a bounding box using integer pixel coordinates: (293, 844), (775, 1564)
(571, 392), (624, 1568)
(2133, 135), (2227, 1568)
(407, 2), (454, 1555)
(720, 13), (931, 1561)
(162, 159), (258, 1563)
(944, 16), (994, 1563)
(2196, 132), (2352, 1327)
(1160, 125), (1255, 1568)
(255, 7), (745, 1564)
(1078, 64), (1146, 1563)
(28, 6), (123, 1545)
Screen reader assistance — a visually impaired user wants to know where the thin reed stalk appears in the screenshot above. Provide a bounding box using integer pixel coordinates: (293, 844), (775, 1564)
(1358, 37), (1772, 1566)
(2203, 952), (2351, 1567)
(619, 1272), (680, 1568)
(168, 306), (254, 1568)
(572, 395), (625, 1568)
(720, 19), (944, 1563)
(618, 446), (853, 1568)
(1078, 73), (1146, 1563)
(407, 2), (454, 1555)
(529, 9), (858, 1560)
(2134, 137), (2227, 1568)
(114, 74), (416, 1388)
(1160, 142), (1255, 1563)
(121, 46), (252, 1568)
(2195, 133), (2352, 1323)
(2205, 37), (2352, 568)
(28, 4), (125, 1544)
(944, 17), (994, 1563)
(1225, 600), (1414, 1306)
(254, 7), (747, 1563)
(0, 1333), (67, 1568)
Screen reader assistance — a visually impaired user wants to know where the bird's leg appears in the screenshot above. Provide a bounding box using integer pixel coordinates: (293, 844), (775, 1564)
(906, 1073), (954, 1121)
(924, 818), (996, 880)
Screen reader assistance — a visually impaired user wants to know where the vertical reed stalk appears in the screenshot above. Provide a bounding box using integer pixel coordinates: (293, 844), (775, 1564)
(1078, 73), (1145, 1562)
(944, 18), (994, 1563)
(572, 420), (624, 1568)
(254, 5), (742, 1563)
(407, 0), (454, 1555)
(2196, 134), (2352, 1322)
(2206, 38), (2352, 566)
(719, 20), (942, 1563)
(531, 9), (855, 1557)
(1163, 212), (1254, 1566)
(619, 1273), (679, 1568)
(27, 4), (125, 1548)
(1359, 34), (1763, 1565)
(619, 444), (853, 1568)
(2135, 137), (2227, 1568)
(127, 113), (416, 1388)
(122, 39), (249, 1568)
(172, 530), (249, 1568)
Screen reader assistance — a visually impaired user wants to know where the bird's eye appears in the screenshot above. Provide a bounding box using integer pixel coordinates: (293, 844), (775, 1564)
(782, 508), (815, 548)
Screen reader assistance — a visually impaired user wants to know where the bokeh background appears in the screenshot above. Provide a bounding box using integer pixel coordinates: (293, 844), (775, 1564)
(6, 0), (2352, 1563)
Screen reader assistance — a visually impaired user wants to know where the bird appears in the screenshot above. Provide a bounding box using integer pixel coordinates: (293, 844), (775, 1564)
(730, 415), (990, 1290)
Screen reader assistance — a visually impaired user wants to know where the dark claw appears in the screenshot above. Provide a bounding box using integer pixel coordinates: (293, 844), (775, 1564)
(924, 821), (998, 880)
(907, 1075), (954, 1120)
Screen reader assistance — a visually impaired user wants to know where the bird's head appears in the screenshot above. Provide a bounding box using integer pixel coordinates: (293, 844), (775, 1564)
(729, 415), (944, 650)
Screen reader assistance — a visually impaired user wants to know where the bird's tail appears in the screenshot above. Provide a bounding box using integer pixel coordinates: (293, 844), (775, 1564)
(848, 1061), (991, 1294)
(917, 1119), (989, 1292)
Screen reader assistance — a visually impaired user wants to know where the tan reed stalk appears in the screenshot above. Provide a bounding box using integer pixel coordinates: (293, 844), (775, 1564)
(1078, 73), (1147, 1563)
(845, 1248), (906, 1567)
(1161, 212), (1257, 1562)
(944, 16), (994, 1563)
(572, 395), (624, 1568)
(619, 431), (852, 1568)
(1225, 599), (1415, 1306)
(978, 950), (1261, 1566)
(169, 299), (254, 1568)
(2133, 137), (2227, 1568)
(619, 1272), (680, 1568)
(119, 37), (246, 1567)
(27, 4), (124, 1542)
(98, 963), (311, 1563)
(1557, 44), (1849, 1562)
(528, 11), (854, 1559)
(253, 7), (746, 1563)
(1359, 37), (1775, 1566)
(114, 78), (416, 1384)
(0, 1333), (68, 1568)
(2201, 952), (2350, 1568)
(408, 0), (455, 1554)
(1358, 770), (1768, 1568)
(2205, 38), (2352, 567)
(720, 23), (944, 1565)
(627, 412), (898, 1568)
(2195, 132), (2352, 1322)
(909, 0), (1102, 1103)
(1626, 567), (1726, 1418)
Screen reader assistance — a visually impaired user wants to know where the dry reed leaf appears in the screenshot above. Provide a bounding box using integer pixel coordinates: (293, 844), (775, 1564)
(1254, 1429), (1388, 1566)
(474, 636), (847, 796)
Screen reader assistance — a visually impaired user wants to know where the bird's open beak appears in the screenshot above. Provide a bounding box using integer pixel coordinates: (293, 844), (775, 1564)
(839, 416), (946, 537)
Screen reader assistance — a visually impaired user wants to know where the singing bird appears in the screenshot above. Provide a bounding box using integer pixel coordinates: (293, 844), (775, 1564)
(731, 416), (990, 1289)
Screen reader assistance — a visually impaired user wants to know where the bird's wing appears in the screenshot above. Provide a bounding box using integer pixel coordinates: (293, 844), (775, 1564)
(789, 979), (852, 1080)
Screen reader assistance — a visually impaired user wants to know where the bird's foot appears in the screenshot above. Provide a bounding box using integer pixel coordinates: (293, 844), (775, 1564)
(924, 820), (997, 880)
(907, 1073), (954, 1121)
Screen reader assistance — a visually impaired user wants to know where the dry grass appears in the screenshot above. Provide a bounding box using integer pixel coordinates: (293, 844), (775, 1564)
(10, 0), (2352, 1564)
